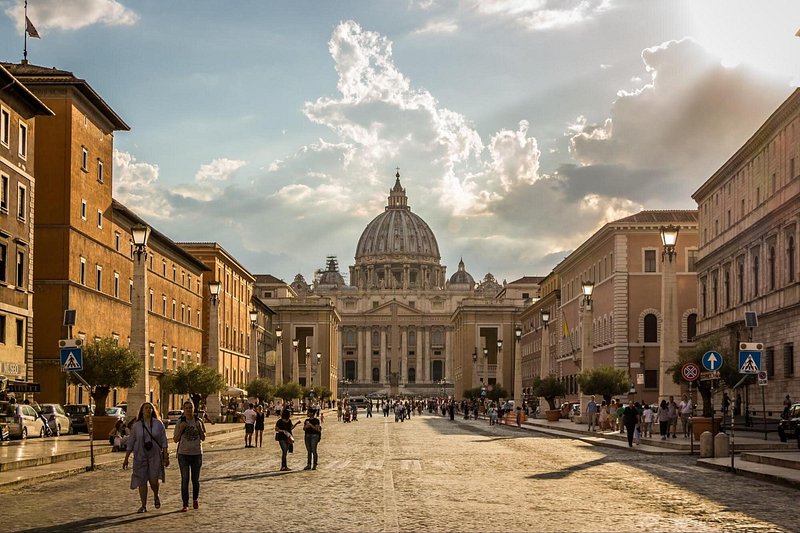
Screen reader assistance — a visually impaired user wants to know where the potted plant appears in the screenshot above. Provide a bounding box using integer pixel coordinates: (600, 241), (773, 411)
(532, 376), (566, 422)
(67, 337), (141, 438)
(576, 366), (630, 423)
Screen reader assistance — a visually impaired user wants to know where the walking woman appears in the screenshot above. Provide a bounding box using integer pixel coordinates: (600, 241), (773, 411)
(275, 409), (300, 471)
(173, 400), (206, 512)
(303, 408), (322, 470)
(657, 399), (670, 440)
(254, 405), (266, 447)
(123, 402), (169, 513)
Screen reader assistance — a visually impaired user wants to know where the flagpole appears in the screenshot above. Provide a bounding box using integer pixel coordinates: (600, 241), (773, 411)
(23, 0), (28, 63)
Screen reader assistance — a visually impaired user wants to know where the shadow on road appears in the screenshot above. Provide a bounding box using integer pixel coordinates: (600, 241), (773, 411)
(12, 509), (184, 533)
(203, 469), (299, 482)
(526, 457), (607, 480)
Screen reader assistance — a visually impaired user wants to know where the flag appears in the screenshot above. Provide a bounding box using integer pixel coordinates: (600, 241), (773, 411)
(562, 312), (569, 338)
(25, 16), (40, 38)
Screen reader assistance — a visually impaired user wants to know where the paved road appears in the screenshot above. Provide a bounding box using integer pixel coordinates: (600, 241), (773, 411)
(1, 412), (794, 532)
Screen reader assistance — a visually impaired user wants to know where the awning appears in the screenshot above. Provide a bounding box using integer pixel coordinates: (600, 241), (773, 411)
(225, 386), (247, 396)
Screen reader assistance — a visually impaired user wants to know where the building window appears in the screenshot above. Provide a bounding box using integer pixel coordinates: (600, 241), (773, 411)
(97, 160), (104, 183)
(114, 232), (120, 251)
(15, 319), (23, 346)
(162, 345), (168, 371)
(79, 257), (86, 285)
(753, 254), (759, 297)
(81, 147), (88, 171)
(643, 314), (658, 343)
(723, 269), (730, 309)
(172, 265), (176, 281)
(17, 185), (25, 221)
(0, 315), (5, 343)
(162, 295), (167, 316)
(712, 273), (718, 314)
(130, 280), (133, 301)
(0, 107), (9, 146)
(766, 347), (775, 378)
(172, 299), (176, 320)
(0, 174), (7, 213)
(148, 289), (153, 311)
(686, 313), (697, 342)
(80, 200), (87, 220)
(788, 236), (796, 284)
(784, 344), (795, 377)
(95, 265), (102, 291)
(172, 347), (177, 369)
(16, 250), (24, 287)
(187, 306), (191, 325)
(701, 280), (707, 316)
(18, 122), (27, 159)
(181, 304), (185, 323)
(162, 260), (166, 276)
(149, 343), (155, 370)
(644, 369), (658, 389)
(768, 245), (777, 291)
(0, 243), (5, 283)
(644, 250), (657, 272)
(687, 249), (698, 272)
(114, 272), (119, 298)
(738, 261), (745, 303)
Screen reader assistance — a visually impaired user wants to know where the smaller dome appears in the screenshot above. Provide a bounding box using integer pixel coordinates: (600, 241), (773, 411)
(448, 258), (475, 288)
(316, 257), (345, 288)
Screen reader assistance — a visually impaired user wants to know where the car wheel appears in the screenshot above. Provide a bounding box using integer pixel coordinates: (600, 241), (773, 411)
(21, 427), (27, 440)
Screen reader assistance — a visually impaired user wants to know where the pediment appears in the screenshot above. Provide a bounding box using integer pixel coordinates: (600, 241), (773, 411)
(364, 300), (424, 316)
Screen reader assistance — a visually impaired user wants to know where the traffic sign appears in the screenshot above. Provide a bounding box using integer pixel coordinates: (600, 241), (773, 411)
(757, 370), (768, 386)
(60, 347), (83, 372)
(636, 373), (645, 385)
(701, 351), (723, 371)
(700, 371), (720, 381)
(739, 350), (761, 374)
(681, 363), (700, 382)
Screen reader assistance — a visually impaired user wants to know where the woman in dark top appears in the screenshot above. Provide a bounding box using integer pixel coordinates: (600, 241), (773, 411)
(275, 409), (301, 471)
(254, 405), (265, 448)
(622, 400), (640, 448)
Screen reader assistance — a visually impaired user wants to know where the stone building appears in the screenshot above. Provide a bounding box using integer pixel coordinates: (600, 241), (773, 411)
(0, 64), (53, 395)
(551, 210), (699, 407)
(4, 62), (207, 409)
(693, 88), (800, 413)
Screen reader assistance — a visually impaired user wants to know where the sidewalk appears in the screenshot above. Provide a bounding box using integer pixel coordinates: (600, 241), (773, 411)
(0, 422), (243, 491)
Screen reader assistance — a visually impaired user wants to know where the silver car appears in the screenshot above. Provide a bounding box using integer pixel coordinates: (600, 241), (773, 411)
(39, 404), (71, 436)
(0, 402), (45, 439)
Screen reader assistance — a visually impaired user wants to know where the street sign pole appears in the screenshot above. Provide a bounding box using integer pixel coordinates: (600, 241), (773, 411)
(762, 384), (767, 441)
(68, 369), (95, 471)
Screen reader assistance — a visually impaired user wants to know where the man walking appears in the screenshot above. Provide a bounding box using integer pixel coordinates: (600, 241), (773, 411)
(586, 396), (598, 432)
(679, 395), (693, 437)
(242, 403), (257, 448)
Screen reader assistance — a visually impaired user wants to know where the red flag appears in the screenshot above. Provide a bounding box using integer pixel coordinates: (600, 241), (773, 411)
(25, 16), (40, 38)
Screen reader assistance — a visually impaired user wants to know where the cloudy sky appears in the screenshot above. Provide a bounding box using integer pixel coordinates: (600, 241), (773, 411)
(1, 1), (798, 284)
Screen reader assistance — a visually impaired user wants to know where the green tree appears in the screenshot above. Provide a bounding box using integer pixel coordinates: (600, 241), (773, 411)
(576, 366), (630, 405)
(275, 382), (303, 403)
(668, 335), (738, 416)
(462, 387), (481, 400)
(246, 378), (276, 403)
(487, 384), (508, 402)
(68, 337), (141, 416)
(532, 376), (567, 410)
(161, 364), (225, 410)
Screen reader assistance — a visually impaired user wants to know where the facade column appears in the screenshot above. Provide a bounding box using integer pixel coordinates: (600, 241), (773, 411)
(400, 326), (407, 384)
(417, 328), (424, 382)
(291, 335), (299, 385)
(380, 327), (387, 384)
(445, 327), (452, 382)
(355, 327), (363, 382)
(274, 336), (283, 386)
(207, 291), (222, 421)
(579, 297), (594, 418)
(659, 243), (681, 400)
(127, 244), (149, 422)
(363, 327), (371, 383)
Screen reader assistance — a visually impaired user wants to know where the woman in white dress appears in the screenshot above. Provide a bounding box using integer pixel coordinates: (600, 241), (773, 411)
(123, 402), (169, 513)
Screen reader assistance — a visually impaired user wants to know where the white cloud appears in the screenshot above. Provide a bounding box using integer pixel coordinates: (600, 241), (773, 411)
(4, 0), (138, 32)
(488, 120), (542, 191)
(112, 150), (172, 219)
(414, 19), (459, 34)
(473, 0), (613, 31)
(194, 158), (246, 183)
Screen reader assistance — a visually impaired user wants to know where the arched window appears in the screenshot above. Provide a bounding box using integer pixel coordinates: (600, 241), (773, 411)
(372, 367), (380, 383)
(753, 254), (759, 296)
(644, 314), (658, 343)
(408, 367), (416, 383)
(769, 246), (776, 290)
(789, 236), (796, 283)
(687, 314), (697, 342)
(723, 269), (730, 309)
(738, 262), (745, 302)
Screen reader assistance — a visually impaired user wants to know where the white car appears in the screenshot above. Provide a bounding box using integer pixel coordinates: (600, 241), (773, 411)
(165, 410), (183, 426)
(0, 402), (45, 439)
(39, 404), (71, 436)
(106, 407), (126, 419)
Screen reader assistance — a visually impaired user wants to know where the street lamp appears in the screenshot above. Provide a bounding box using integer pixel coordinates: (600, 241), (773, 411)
(305, 346), (311, 388)
(472, 350), (479, 387)
(540, 308), (550, 376)
(206, 280), (222, 421)
(274, 326), (283, 386)
(316, 352), (322, 390)
(291, 338), (299, 383)
(128, 224), (151, 422)
(514, 326), (522, 408)
(659, 225), (680, 401)
(249, 310), (259, 380)
(579, 280), (594, 417)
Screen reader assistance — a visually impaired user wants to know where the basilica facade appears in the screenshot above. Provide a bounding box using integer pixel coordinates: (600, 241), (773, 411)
(257, 172), (537, 399)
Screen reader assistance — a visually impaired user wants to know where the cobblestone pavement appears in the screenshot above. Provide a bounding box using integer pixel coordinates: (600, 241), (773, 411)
(1, 412), (795, 532)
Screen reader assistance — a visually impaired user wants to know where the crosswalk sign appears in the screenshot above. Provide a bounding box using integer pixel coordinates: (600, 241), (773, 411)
(738, 350), (761, 374)
(60, 347), (83, 372)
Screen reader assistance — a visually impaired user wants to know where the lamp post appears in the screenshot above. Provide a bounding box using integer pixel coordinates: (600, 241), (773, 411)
(659, 224), (681, 401)
(249, 309), (259, 380)
(127, 225), (151, 421)
(539, 309), (551, 413)
(472, 349), (479, 389)
(316, 351), (322, 390)
(291, 338), (299, 384)
(578, 280), (594, 418)
(305, 346), (311, 389)
(514, 326), (522, 408)
(207, 280), (222, 421)
(274, 326), (283, 386)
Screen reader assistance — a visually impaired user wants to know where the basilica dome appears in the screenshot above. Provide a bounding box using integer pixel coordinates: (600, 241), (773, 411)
(448, 258), (475, 290)
(350, 172), (445, 290)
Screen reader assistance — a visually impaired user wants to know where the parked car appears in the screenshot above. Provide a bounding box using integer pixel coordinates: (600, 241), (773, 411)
(39, 404), (71, 436)
(778, 402), (800, 448)
(64, 404), (93, 433)
(0, 401), (45, 439)
(106, 407), (126, 419)
(165, 410), (183, 427)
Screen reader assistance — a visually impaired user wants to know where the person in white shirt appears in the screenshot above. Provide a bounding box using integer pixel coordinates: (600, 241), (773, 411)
(642, 404), (654, 438)
(679, 395), (693, 438)
(241, 403), (257, 448)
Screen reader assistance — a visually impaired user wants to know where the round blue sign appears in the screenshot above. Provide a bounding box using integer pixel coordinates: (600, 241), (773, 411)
(701, 351), (723, 371)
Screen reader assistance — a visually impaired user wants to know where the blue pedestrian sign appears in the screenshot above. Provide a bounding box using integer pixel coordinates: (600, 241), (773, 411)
(738, 351), (761, 374)
(701, 351), (723, 371)
(60, 347), (83, 372)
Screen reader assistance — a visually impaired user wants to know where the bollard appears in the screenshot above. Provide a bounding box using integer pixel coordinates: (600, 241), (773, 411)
(699, 431), (714, 458)
(714, 432), (730, 458)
